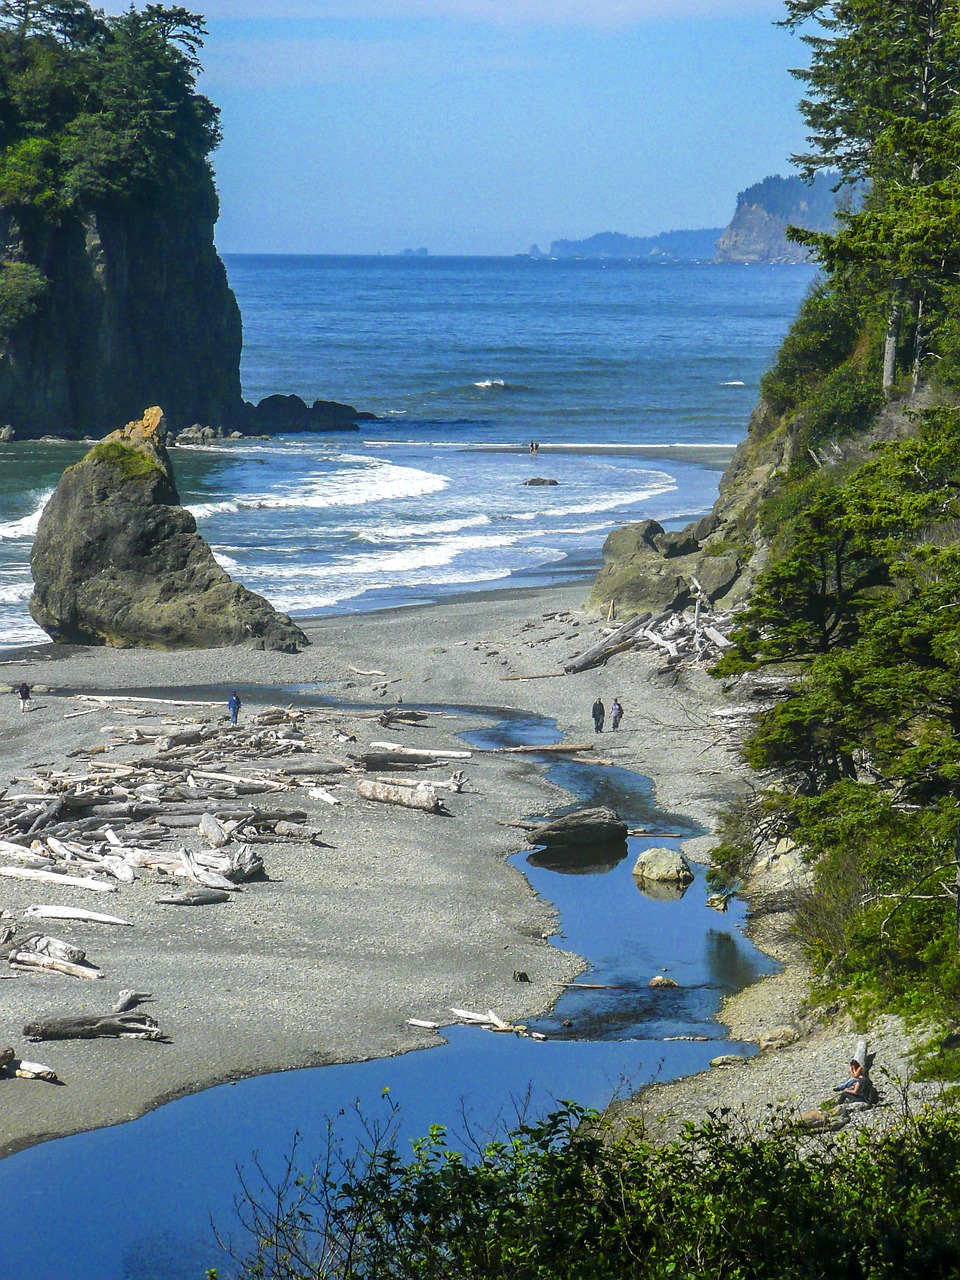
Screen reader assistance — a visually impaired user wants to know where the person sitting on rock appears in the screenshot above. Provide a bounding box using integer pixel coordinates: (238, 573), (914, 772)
(227, 691), (242, 726)
(834, 1057), (877, 1106)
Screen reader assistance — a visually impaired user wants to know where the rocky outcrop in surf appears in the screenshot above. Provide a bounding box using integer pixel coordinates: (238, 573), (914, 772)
(29, 407), (309, 652)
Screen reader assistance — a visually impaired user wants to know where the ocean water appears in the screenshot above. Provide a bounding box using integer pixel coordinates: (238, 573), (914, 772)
(0, 256), (815, 648)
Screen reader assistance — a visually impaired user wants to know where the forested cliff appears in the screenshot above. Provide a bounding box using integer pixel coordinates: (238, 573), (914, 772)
(0, 2), (240, 436)
(713, 172), (841, 263)
(596, 0), (960, 1042)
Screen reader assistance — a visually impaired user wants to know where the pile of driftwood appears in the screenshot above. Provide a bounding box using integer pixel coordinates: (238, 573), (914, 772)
(0, 692), (610, 1081)
(563, 602), (735, 675)
(406, 1005), (547, 1042)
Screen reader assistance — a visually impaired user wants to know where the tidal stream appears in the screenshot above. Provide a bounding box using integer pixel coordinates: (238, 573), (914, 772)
(0, 704), (776, 1279)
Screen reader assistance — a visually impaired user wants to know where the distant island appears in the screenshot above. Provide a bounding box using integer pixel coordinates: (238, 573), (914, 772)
(531, 227), (722, 262)
(532, 172), (844, 265)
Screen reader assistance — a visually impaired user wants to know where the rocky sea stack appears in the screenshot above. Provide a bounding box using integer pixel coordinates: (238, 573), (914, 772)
(29, 408), (308, 652)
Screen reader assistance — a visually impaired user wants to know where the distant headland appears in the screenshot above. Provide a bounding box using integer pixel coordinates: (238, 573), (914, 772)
(529, 171), (842, 266)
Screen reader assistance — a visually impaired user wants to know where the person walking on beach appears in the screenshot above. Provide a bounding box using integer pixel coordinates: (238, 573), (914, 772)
(227, 691), (241, 726)
(610, 698), (623, 731)
(16, 681), (30, 713)
(591, 697), (605, 733)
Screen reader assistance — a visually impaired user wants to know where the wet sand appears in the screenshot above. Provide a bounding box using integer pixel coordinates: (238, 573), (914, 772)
(0, 581), (746, 1158)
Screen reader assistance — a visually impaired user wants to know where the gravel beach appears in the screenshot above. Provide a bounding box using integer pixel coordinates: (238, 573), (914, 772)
(0, 580), (937, 1160)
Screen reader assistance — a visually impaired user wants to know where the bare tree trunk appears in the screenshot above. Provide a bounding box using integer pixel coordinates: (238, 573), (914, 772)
(883, 286), (904, 394)
(911, 291), (926, 395)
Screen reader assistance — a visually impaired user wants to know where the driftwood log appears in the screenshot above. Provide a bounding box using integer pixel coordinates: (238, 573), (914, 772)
(368, 741), (472, 760)
(0, 867), (117, 892)
(356, 778), (443, 813)
(14, 1058), (62, 1082)
(23, 1013), (165, 1041)
(563, 612), (653, 674)
(113, 989), (152, 1013)
(22, 905), (133, 926)
(156, 887), (232, 906)
(527, 806), (628, 848)
(9, 950), (103, 979)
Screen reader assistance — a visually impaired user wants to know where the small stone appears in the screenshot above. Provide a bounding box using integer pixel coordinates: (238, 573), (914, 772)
(710, 1054), (746, 1068)
(759, 1024), (800, 1052)
(799, 1109), (848, 1132)
(648, 974), (679, 989)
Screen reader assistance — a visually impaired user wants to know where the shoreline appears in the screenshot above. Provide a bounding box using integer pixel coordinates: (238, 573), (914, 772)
(1, 576), (941, 1162)
(0, 579), (748, 1160)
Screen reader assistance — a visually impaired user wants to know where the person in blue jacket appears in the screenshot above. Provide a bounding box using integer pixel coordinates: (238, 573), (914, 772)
(228, 691), (242, 726)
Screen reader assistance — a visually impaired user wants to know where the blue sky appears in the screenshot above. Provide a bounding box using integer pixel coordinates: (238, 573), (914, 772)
(163, 1), (808, 255)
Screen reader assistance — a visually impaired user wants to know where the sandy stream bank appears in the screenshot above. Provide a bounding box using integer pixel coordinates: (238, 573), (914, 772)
(0, 581), (938, 1160)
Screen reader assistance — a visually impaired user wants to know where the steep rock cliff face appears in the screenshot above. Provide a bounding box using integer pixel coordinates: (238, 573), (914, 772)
(30, 407), (309, 651)
(714, 173), (840, 265)
(0, 194), (242, 438)
(588, 388), (930, 619)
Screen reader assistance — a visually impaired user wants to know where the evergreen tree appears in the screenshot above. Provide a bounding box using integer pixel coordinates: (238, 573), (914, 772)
(781, 0), (960, 390)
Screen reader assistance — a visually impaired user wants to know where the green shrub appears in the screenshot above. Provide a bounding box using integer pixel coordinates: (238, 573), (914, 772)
(760, 278), (866, 415)
(0, 260), (47, 341)
(0, 136), (64, 215)
(217, 1104), (960, 1279)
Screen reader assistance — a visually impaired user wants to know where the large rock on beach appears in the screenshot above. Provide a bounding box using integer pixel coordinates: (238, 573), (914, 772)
(527, 806), (628, 848)
(29, 407), (309, 652)
(632, 846), (695, 884)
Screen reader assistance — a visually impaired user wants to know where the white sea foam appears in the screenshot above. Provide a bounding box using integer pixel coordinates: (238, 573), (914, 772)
(187, 458), (449, 521)
(267, 550), (567, 613)
(504, 473), (676, 521)
(212, 550), (241, 572)
(0, 490), (54, 540)
(247, 532), (524, 583)
(474, 379), (506, 389)
(188, 499), (243, 519)
(0, 606), (45, 645)
(0, 581), (32, 604)
(363, 514), (491, 540)
(720, 380), (746, 386)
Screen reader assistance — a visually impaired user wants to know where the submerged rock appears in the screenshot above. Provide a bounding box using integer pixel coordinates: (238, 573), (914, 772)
(29, 407), (309, 652)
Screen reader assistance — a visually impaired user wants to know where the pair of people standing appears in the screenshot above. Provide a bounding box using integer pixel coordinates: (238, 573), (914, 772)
(591, 697), (623, 733)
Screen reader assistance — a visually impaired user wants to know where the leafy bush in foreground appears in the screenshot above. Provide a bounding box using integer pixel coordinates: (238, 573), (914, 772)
(209, 1102), (960, 1280)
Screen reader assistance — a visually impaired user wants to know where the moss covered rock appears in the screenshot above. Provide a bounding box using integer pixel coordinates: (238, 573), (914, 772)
(29, 407), (308, 652)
